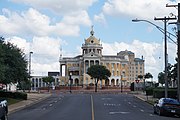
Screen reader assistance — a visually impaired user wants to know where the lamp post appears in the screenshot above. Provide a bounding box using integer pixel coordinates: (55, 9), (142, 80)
(69, 72), (72, 93)
(29, 51), (33, 77)
(121, 75), (123, 93)
(132, 17), (176, 98)
(132, 19), (177, 44)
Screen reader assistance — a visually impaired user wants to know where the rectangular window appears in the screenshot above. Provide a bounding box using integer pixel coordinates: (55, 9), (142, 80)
(122, 64), (125, 67)
(112, 63), (114, 68)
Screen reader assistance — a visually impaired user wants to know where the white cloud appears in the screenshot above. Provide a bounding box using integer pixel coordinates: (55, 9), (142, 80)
(62, 10), (92, 26)
(8, 36), (62, 76)
(102, 0), (178, 20)
(102, 39), (177, 80)
(11, 0), (97, 15)
(7, 36), (30, 54)
(94, 13), (106, 25)
(0, 8), (92, 37)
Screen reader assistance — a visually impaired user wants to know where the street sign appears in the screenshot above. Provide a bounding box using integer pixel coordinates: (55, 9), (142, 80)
(135, 80), (140, 83)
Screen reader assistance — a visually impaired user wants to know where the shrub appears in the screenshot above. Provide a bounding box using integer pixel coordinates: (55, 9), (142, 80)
(146, 87), (154, 96)
(153, 88), (177, 99)
(0, 91), (27, 100)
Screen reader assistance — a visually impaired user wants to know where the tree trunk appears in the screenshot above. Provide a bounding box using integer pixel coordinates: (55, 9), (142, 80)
(48, 84), (50, 92)
(5, 84), (8, 92)
(95, 83), (97, 92)
(95, 79), (98, 92)
(143, 79), (145, 92)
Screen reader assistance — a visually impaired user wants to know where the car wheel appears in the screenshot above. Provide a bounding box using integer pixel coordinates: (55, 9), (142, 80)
(153, 108), (157, 114)
(157, 108), (163, 116)
(1, 114), (8, 120)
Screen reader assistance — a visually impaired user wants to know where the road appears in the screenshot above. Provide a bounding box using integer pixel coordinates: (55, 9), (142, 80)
(9, 93), (179, 120)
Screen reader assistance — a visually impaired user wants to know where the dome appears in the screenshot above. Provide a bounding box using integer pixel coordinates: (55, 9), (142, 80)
(85, 26), (100, 45)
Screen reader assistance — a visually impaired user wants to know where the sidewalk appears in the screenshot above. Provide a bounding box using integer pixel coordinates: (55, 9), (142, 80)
(8, 93), (51, 114)
(132, 91), (158, 104)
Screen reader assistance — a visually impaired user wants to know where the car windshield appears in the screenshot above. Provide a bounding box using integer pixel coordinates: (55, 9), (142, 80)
(163, 99), (180, 105)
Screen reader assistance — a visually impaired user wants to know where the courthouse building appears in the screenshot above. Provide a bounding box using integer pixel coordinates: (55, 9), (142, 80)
(59, 28), (144, 87)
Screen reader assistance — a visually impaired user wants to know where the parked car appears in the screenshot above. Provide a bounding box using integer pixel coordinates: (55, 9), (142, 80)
(0, 99), (8, 120)
(153, 98), (180, 117)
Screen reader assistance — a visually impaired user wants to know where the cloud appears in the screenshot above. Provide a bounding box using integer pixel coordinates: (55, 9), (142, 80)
(94, 13), (107, 25)
(0, 8), (92, 37)
(102, 0), (178, 20)
(6, 36), (30, 54)
(8, 36), (62, 76)
(11, 0), (97, 15)
(62, 10), (92, 26)
(102, 39), (177, 80)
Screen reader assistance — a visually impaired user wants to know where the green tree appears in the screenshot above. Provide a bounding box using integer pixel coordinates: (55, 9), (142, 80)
(0, 37), (5, 82)
(138, 73), (153, 91)
(170, 59), (177, 86)
(158, 63), (174, 87)
(87, 65), (111, 92)
(158, 72), (165, 85)
(42, 76), (55, 92)
(137, 75), (143, 80)
(0, 37), (28, 91)
(144, 72), (153, 79)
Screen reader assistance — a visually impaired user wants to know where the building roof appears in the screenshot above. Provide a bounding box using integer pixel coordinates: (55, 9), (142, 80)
(48, 72), (60, 76)
(102, 55), (124, 59)
(117, 50), (134, 56)
(134, 58), (144, 62)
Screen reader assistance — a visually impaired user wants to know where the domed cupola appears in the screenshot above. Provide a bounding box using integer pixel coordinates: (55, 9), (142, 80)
(82, 26), (103, 56)
(85, 26), (100, 45)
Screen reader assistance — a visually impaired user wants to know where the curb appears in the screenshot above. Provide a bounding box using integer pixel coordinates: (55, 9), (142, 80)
(8, 94), (52, 114)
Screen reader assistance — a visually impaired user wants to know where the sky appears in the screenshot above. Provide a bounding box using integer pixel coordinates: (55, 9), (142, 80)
(0, 0), (179, 81)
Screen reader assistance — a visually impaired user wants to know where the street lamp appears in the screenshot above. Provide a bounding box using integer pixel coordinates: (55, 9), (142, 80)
(132, 19), (177, 44)
(69, 72), (72, 93)
(121, 75), (123, 93)
(132, 18), (176, 98)
(29, 51), (33, 77)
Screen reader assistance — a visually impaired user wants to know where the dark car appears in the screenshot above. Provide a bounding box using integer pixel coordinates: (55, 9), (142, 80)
(153, 98), (180, 117)
(0, 99), (8, 120)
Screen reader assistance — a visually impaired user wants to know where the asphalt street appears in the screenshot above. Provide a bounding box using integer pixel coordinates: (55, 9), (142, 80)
(8, 93), (180, 120)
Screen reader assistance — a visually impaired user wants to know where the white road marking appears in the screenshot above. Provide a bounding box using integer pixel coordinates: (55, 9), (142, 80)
(91, 95), (95, 120)
(140, 109), (144, 112)
(104, 103), (121, 106)
(149, 114), (155, 116)
(109, 111), (130, 115)
(49, 104), (53, 107)
(133, 105), (137, 107)
(102, 98), (112, 100)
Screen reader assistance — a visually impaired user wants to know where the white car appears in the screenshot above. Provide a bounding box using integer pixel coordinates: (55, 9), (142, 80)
(0, 99), (8, 120)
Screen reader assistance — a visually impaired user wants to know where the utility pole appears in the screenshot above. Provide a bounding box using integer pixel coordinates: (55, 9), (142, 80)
(178, 3), (180, 101)
(154, 17), (176, 98)
(29, 51), (33, 77)
(166, 3), (180, 101)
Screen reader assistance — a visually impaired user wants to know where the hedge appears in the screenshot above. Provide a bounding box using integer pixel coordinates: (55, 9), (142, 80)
(145, 87), (154, 96)
(0, 91), (27, 100)
(153, 88), (177, 99)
